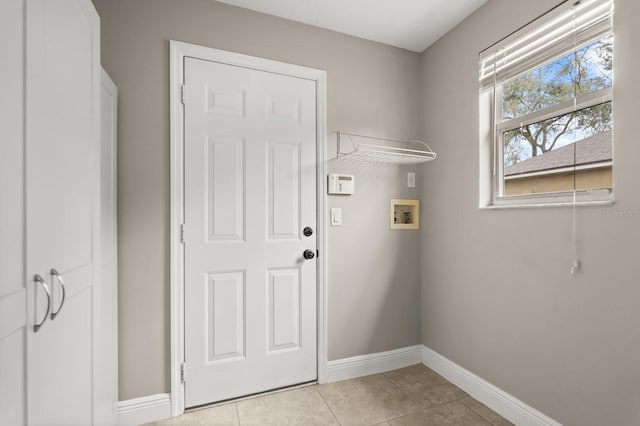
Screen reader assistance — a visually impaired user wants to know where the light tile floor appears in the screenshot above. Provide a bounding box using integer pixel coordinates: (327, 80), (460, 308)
(149, 364), (513, 426)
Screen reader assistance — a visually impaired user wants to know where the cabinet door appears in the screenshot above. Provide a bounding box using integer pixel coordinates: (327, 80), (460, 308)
(0, 0), (26, 424)
(25, 0), (100, 424)
(94, 68), (119, 426)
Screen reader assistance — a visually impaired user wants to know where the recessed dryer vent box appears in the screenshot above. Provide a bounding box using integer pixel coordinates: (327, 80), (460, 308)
(391, 199), (419, 229)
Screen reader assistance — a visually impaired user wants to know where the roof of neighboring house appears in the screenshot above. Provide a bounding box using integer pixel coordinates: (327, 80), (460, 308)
(504, 130), (612, 177)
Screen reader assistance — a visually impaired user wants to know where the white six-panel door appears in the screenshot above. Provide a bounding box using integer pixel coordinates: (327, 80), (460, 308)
(183, 57), (317, 407)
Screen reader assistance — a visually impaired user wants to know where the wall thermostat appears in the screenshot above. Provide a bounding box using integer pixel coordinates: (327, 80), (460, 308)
(328, 174), (355, 195)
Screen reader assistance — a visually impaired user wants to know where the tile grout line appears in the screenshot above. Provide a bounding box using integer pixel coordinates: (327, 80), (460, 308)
(379, 371), (431, 424)
(382, 371), (422, 409)
(235, 402), (242, 426)
(453, 400), (494, 426)
(380, 399), (495, 426)
(313, 386), (343, 425)
(385, 368), (479, 409)
(458, 398), (502, 426)
(380, 369), (489, 426)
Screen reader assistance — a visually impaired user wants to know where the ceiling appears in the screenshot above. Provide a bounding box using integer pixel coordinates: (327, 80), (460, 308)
(215, 0), (488, 52)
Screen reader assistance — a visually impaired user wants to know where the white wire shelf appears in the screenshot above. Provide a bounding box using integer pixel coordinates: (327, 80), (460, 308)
(337, 131), (437, 164)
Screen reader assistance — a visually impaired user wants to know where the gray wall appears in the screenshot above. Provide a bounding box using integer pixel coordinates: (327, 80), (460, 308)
(92, 0), (422, 400)
(419, 0), (640, 425)
(94, 0), (640, 421)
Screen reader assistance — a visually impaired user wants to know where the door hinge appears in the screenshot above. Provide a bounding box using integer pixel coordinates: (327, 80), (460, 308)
(181, 224), (187, 243)
(181, 85), (187, 104)
(180, 362), (187, 383)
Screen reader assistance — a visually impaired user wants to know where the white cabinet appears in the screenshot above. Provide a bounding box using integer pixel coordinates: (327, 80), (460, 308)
(0, 0), (117, 424)
(26, 1), (100, 423)
(96, 68), (119, 426)
(0, 1), (27, 424)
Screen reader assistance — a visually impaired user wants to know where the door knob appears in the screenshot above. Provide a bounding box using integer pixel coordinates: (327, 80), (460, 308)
(303, 227), (313, 237)
(303, 249), (315, 260)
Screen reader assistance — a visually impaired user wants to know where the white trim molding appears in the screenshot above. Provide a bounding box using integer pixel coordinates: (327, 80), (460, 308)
(169, 40), (328, 416)
(117, 393), (172, 426)
(421, 346), (563, 426)
(325, 345), (423, 383)
(122, 346), (561, 426)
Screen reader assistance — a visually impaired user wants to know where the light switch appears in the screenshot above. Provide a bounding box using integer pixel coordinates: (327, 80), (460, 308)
(330, 208), (342, 226)
(407, 172), (416, 188)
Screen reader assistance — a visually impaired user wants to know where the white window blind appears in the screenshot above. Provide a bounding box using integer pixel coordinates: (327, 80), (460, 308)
(479, 0), (613, 90)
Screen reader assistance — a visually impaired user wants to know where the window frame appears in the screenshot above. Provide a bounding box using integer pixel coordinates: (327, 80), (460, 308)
(479, 3), (614, 209)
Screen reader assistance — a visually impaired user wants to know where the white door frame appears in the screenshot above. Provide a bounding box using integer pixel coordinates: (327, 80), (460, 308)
(169, 40), (328, 416)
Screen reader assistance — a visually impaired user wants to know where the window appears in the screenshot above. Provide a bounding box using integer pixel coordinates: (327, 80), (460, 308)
(479, 0), (614, 207)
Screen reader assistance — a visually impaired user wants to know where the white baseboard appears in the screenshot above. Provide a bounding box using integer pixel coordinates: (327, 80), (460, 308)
(117, 393), (172, 425)
(325, 345), (423, 383)
(421, 346), (562, 426)
(119, 346), (559, 426)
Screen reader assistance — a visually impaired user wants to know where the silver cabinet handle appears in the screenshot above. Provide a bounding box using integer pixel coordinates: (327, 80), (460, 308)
(33, 274), (51, 332)
(50, 268), (66, 320)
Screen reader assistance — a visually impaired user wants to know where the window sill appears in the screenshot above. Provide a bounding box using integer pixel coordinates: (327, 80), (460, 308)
(479, 199), (614, 210)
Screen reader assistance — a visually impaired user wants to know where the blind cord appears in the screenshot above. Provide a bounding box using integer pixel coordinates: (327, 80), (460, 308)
(570, 75), (579, 275)
(570, 4), (579, 275)
(570, 191), (579, 274)
(570, 100), (579, 274)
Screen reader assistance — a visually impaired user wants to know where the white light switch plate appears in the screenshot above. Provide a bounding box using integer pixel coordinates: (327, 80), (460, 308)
(330, 208), (342, 226)
(408, 172), (416, 188)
